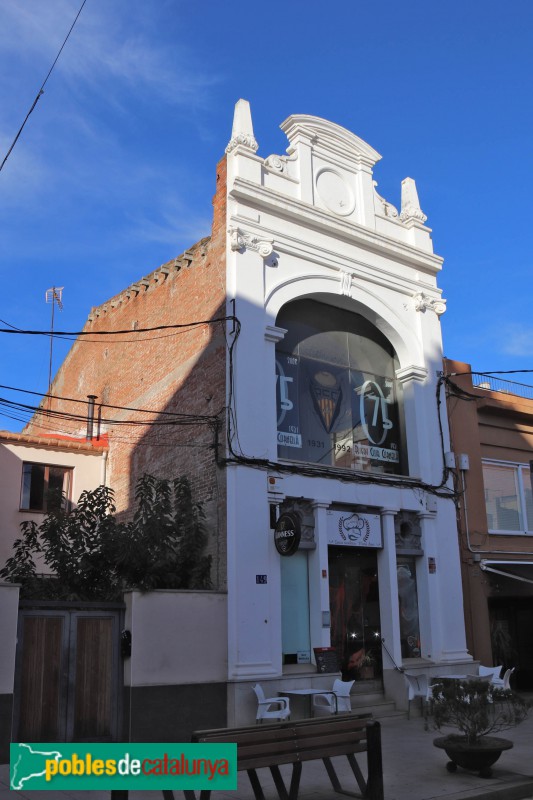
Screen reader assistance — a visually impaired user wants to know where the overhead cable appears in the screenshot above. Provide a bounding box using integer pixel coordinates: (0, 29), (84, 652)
(0, 0), (88, 173)
(0, 316), (237, 337)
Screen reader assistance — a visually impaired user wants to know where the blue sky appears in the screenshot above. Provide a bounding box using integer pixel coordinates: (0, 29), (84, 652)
(1, 0), (532, 432)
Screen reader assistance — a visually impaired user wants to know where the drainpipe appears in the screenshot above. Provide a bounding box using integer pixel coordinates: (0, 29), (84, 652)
(101, 450), (108, 487)
(86, 395), (97, 442)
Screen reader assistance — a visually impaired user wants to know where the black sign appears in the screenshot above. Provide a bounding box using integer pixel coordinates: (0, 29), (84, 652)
(274, 512), (301, 556)
(314, 647), (339, 673)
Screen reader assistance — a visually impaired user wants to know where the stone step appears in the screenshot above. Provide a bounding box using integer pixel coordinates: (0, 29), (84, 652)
(351, 679), (383, 694)
(349, 683), (408, 720)
(351, 691), (387, 705)
(350, 699), (405, 719)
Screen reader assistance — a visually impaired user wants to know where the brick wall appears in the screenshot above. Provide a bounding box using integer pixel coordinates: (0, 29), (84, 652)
(26, 156), (229, 590)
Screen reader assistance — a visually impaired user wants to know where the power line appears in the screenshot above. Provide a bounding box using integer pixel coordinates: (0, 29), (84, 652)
(0, 383), (218, 421)
(0, 316), (212, 344)
(0, 315), (235, 337)
(0, 0), (88, 174)
(448, 369), (533, 379)
(0, 407), (213, 449)
(0, 398), (215, 429)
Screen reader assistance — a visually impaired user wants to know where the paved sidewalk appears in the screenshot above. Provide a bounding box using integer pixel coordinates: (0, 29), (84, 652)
(2, 712), (533, 800)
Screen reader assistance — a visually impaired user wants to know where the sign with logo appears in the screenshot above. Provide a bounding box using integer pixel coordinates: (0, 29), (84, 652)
(276, 352), (403, 475)
(274, 512), (301, 556)
(326, 510), (382, 549)
(9, 742), (237, 792)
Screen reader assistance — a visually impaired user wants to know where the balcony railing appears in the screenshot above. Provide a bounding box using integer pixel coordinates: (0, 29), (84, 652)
(472, 373), (533, 401)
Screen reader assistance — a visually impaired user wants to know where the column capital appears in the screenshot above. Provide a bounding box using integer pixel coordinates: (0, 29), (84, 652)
(265, 324), (287, 343)
(380, 507), (399, 517)
(311, 500), (330, 510)
(395, 364), (428, 385)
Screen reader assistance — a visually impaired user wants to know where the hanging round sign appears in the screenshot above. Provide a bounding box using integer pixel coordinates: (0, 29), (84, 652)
(274, 512), (301, 556)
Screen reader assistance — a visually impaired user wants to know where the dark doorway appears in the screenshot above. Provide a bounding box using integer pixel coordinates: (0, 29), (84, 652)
(489, 597), (533, 690)
(328, 546), (381, 681)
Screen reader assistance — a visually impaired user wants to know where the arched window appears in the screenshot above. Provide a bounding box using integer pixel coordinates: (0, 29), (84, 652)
(275, 299), (407, 475)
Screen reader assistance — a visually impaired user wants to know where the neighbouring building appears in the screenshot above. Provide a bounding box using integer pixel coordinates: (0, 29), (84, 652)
(0, 430), (108, 569)
(16, 101), (473, 738)
(0, 430), (108, 759)
(444, 360), (533, 689)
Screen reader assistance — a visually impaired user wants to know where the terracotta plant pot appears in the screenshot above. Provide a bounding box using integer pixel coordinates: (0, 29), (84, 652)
(433, 735), (513, 778)
(359, 666), (374, 680)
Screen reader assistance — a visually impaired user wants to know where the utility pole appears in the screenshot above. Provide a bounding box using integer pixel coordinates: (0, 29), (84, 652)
(45, 286), (64, 412)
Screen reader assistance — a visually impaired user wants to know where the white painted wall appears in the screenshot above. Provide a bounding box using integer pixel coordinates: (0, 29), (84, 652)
(223, 103), (470, 717)
(0, 437), (105, 569)
(124, 590), (227, 686)
(0, 583), (20, 694)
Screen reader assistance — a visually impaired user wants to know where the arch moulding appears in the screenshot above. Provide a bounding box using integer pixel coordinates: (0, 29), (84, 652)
(265, 274), (422, 369)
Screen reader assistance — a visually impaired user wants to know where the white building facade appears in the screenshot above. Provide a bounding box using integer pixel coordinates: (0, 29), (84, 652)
(223, 102), (471, 721)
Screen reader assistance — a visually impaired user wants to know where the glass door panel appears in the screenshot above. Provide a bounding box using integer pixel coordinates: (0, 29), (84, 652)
(328, 547), (381, 680)
(281, 551), (311, 665)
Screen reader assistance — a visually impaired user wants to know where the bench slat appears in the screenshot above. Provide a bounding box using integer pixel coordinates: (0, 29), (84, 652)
(189, 716), (383, 800)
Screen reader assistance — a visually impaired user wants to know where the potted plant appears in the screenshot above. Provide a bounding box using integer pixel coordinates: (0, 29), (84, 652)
(359, 650), (376, 680)
(431, 677), (529, 778)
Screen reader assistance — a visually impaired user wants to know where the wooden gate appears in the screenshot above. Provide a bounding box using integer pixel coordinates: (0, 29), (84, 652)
(13, 602), (124, 742)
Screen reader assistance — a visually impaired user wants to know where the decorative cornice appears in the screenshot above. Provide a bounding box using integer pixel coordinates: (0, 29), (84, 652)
(400, 177), (427, 224)
(229, 178), (444, 275)
(339, 270), (353, 296)
(264, 154), (286, 173)
(373, 181), (398, 218)
(229, 226), (274, 257)
(400, 206), (427, 224)
(225, 133), (259, 155)
(226, 99), (259, 155)
(264, 325), (287, 343)
(280, 114), (382, 169)
(413, 292), (447, 316)
(395, 365), (428, 385)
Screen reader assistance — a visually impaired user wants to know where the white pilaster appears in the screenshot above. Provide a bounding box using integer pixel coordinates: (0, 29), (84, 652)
(415, 511), (441, 661)
(377, 508), (402, 669)
(310, 501), (333, 650)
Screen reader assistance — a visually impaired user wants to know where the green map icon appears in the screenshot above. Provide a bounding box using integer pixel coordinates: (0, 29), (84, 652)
(11, 743), (63, 790)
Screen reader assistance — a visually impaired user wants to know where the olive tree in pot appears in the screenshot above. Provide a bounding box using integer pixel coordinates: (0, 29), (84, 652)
(431, 677), (530, 778)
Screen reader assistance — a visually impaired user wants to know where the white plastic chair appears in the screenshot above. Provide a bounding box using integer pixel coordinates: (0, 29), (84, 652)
(404, 672), (432, 720)
(502, 667), (515, 690)
(252, 684), (291, 723)
(479, 665), (504, 686)
(312, 679), (354, 715)
(465, 673), (492, 684)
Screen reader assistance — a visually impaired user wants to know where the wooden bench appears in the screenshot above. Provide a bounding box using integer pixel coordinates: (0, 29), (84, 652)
(183, 713), (384, 800)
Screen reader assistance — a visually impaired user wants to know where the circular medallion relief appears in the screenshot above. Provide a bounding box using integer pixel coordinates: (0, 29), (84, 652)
(315, 169), (355, 216)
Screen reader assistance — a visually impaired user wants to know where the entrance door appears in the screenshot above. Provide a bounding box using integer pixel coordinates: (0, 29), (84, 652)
(14, 605), (123, 742)
(328, 547), (381, 680)
(489, 597), (533, 690)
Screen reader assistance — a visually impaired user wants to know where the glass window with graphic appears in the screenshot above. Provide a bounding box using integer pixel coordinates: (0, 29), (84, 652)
(397, 557), (421, 658)
(276, 299), (407, 475)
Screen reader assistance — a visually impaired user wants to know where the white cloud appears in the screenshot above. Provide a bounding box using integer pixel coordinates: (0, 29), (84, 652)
(501, 325), (533, 358)
(0, 0), (220, 109)
(0, 0), (222, 235)
(129, 207), (212, 248)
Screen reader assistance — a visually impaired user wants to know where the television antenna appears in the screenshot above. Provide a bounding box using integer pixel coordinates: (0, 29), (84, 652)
(45, 286), (64, 409)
